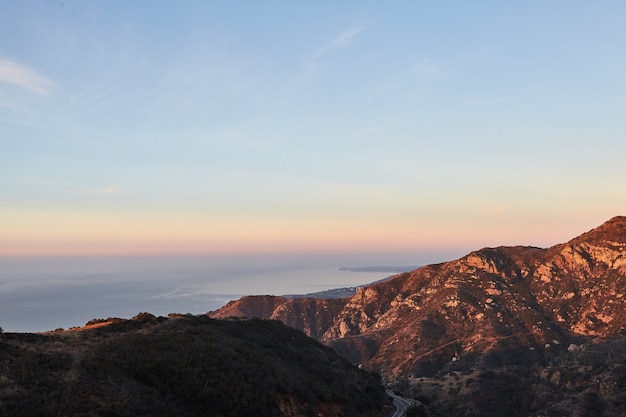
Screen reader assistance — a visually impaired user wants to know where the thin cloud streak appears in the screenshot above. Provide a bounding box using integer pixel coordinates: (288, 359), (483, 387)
(73, 186), (132, 196)
(373, 58), (450, 96)
(0, 59), (55, 95)
(306, 24), (368, 75)
(314, 24), (367, 59)
(324, 24), (366, 53)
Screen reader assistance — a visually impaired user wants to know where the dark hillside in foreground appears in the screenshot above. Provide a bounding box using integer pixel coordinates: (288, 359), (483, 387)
(0, 314), (387, 417)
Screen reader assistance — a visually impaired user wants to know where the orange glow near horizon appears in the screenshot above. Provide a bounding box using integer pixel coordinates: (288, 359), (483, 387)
(0, 207), (597, 257)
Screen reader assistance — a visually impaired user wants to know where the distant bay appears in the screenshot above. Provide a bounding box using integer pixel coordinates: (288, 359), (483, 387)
(0, 252), (448, 333)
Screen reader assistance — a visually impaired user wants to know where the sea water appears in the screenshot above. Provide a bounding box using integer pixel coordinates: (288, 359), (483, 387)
(0, 251), (453, 333)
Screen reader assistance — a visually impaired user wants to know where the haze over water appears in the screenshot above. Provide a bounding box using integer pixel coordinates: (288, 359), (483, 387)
(0, 251), (455, 333)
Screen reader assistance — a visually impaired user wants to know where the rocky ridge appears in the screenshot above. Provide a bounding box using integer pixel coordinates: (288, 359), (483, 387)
(211, 217), (626, 377)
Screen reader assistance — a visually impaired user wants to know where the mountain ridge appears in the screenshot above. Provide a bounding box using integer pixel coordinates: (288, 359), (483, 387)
(210, 216), (626, 416)
(211, 217), (626, 376)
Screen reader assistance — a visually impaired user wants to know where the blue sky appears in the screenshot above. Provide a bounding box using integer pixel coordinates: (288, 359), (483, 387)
(1, 1), (625, 255)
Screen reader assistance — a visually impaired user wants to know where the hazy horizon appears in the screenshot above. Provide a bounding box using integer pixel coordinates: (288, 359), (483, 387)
(0, 250), (451, 332)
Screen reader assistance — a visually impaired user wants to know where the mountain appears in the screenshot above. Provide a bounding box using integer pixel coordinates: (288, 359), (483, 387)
(211, 216), (626, 417)
(0, 314), (388, 417)
(211, 295), (348, 339)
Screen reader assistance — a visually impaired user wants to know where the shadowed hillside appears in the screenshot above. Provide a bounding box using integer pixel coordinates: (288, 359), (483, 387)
(0, 314), (388, 417)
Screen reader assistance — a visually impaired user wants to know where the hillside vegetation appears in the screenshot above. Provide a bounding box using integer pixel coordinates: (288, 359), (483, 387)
(0, 314), (387, 417)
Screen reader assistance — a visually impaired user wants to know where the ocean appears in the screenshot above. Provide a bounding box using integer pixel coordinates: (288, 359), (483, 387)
(0, 252), (453, 333)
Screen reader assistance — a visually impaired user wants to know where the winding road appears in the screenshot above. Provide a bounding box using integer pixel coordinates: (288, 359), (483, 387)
(386, 390), (412, 417)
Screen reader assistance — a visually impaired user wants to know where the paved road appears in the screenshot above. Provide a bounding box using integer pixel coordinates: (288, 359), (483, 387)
(386, 390), (412, 417)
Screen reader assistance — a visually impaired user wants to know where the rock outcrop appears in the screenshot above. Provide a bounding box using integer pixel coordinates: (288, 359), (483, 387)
(210, 216), (626, 379)
(211, 295), (347, 339)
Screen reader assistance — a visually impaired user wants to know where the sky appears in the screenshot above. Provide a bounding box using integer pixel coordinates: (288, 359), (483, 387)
(1, 1), (625, 256)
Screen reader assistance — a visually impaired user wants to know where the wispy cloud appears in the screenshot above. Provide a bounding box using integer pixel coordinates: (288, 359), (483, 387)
(316, 24), (366, 57)
(307, 24), (367, 74)
(324, 25), (365, 52)
(0, 59), (55, 95)
(99, 186), (125, 195)
(410, 58), (443, 77)
(74, 186), (132, 196)
(374, 58), (449, 96)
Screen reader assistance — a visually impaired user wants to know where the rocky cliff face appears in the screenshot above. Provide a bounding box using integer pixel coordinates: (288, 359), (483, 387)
(212, 295), (347, 339)
(210, 217), (626, 380)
